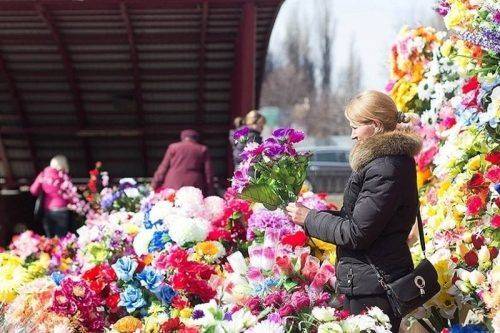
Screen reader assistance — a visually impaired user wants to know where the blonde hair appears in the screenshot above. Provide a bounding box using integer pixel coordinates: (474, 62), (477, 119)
(345, 90), (408, 132)
(244, 110), (266, 126)
(50, 155), (69, 172)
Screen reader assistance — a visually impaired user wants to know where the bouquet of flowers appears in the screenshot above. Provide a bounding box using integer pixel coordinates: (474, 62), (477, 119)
(231, 127), (310, 210)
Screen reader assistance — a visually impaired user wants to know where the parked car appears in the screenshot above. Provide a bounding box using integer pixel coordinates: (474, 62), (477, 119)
(298, 146), (352, 193)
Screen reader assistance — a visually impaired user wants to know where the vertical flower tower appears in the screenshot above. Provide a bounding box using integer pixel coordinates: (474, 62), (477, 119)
(387, 0), (499, 330)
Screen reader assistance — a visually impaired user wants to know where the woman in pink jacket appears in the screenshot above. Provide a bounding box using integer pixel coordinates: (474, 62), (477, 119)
(30, 155), (72, 237)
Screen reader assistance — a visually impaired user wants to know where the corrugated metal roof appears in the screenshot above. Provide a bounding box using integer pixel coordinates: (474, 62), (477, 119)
(0, 0), (282, 185)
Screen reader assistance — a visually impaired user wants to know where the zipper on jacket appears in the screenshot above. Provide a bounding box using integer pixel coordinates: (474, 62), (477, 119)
(347, 267), (354, 294)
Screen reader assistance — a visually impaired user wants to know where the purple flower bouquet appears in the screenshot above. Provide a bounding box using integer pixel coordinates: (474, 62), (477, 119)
(231, 127), (310, 210)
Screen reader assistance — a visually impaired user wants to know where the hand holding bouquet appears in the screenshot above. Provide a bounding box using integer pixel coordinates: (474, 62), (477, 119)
(231, 127), (310, 210)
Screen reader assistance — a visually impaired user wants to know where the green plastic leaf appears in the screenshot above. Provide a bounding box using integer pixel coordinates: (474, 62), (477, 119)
(241, 183), (282, 210)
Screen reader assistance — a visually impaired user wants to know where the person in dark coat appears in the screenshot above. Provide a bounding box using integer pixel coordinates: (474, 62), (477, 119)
(152, 129), (214, 195)
(231, 110), (266, 167)
(286, 91), (422, 332)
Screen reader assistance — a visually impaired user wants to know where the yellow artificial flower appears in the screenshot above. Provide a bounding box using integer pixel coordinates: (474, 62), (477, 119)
(113, 316), (143, 333)
(390, 80), (418, 113)
(440, 39), (454, 58)
(444, 1), (473, 30)
(417, 168), (433, 189)
(437, 181), (451, 198)
(143, 316), (160, 333)
(466, 155), (482, 172)
(179, 308), (193, 319)
(123, 223), (140, 235)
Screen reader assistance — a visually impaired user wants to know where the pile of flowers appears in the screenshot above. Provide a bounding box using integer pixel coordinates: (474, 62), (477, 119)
(387, 1), (499, 331)
(2, 183), (392, 333)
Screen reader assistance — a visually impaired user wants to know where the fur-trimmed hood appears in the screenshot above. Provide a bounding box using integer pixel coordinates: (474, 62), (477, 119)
(349, 129), (423, 172)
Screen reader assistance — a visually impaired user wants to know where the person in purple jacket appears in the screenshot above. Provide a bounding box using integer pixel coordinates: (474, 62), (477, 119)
(151, 129), (214, 195)
(30, 155), (72, 237)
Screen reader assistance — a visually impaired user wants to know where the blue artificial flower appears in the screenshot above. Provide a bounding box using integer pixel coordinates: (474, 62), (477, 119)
(148, 231), (171, 252)
(119, 284), (146, 313)
(494, 183), (500, 195)
(155, 284), (177, 306)
(50, 271), (65, 286)
(450, 324), (488, 333)
(136, 267), (163, 291)
(112, 256), (138, 282)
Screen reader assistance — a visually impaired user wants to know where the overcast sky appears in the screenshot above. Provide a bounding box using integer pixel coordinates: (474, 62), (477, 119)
(268, 0), (441, 90)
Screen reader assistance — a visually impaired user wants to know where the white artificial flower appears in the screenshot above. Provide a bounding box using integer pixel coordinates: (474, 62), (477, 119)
(227, 251), (248, 275)
(149, 200), (174, 224)
(223, 308), (258, 332)
(312, 307), (336, 322)
(130, 212), (145, 226)
(367, 307), (390, 324)
(355, 314), (377, 331)
(124, 187), (140, 198)
(168, 216), (209, 245)
(469, 270), (486, 287)
(175, 186), (205, 217)
(245, 320), (285, 333)
(318, 322), (343, 333)
(204, 196), (226, 221)
(133, 229), (154, 256)
(189, 300), (218, 327)
(478, 246), (491, 266)
(417, 79), (434, 100)
(119, 178), (137, 186)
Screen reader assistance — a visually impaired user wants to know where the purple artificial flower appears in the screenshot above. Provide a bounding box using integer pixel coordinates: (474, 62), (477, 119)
(493, 10), (500, 25)
(434, 0), (450, 16)
(267, 312), (283, 323)
(262, 138), (285, 158)
(233, 126), (250, 141)
(290, 290), (311, 311)
(247, 209), (301, 240)
(231, 163), (250, 193)
(272, 128), (305, 144)
(240, 143), (264, 161)
(192, 309), (205, 319)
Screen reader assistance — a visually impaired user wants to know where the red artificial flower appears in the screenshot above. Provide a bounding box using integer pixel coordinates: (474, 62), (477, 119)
(492, 215), (500, 229)
(489, 247), (499, 260)
(207, 229), (232, 242)
(171, 295), (190, 309)
(335, 309), (350, 320)
(485, 165), (500, 183)
(105, 293), (120, 310)
(441, 116), (456, 130)
(160, 317), (185, 333)
(281, 231), (308, 248)
(464, 250), (479, 267)
(82, 264), (117, 293)
(462, 76), (479, 94)
(467, 173), (485, 189)
(167, 249), (189, 268)
(471, 234), (484, 250)
(179, 328), (199, 333)
(275, 255), (293, 276)
(485, 151), (500, 165)
(466, 195), (484, 215)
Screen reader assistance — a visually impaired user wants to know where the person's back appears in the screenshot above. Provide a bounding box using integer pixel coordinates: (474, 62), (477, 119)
(30, 155), (72, 237)
(152, 129), (213, 194)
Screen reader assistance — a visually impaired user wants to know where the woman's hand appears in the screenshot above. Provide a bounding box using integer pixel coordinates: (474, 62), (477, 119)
(286, 203), (310, 226)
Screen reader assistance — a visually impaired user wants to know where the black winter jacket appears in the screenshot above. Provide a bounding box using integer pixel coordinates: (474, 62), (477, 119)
(304, 129), (423, 296)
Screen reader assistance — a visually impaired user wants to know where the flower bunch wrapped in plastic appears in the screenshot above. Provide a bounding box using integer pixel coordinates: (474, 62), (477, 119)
(231, 127), (310, 210)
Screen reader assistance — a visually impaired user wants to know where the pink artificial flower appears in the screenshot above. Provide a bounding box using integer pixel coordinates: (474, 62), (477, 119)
(278, 304), (295, 317)
(301, 255), (320, 281)
(485, 165), (500, 183)
(290, 291), (311, 311)
(416, 146), (438, 171)
(491, 215), (500, 229)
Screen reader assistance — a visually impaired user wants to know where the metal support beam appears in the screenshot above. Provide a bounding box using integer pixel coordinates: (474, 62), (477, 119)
(231, 2), (256, 119)
(0, 50), (37, 177)
(197, 1), (209, 126)
(36, 3), (93, 170)
(120, 1), (148, 176)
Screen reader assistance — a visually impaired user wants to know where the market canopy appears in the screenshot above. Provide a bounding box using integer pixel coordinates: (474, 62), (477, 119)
(0, 0), (282, 187)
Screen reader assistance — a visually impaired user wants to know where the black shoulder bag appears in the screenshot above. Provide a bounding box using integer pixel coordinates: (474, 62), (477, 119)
(34, 190), (45, 223)
(364, 199), (441, 318)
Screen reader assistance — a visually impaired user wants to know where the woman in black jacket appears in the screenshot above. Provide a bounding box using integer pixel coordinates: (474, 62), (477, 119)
(287, 90), (422, 332)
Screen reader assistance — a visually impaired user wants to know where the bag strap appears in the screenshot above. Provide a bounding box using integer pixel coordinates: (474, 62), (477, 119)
(364, 188), (426, 288)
